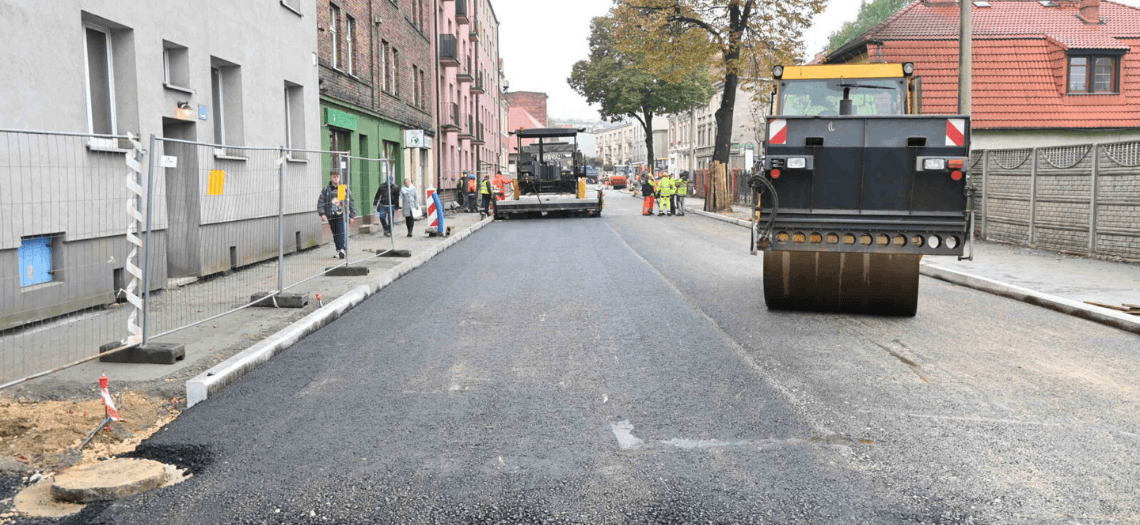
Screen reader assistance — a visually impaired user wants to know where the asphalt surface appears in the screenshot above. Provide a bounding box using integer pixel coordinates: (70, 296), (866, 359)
(13, 190), (1140, 524)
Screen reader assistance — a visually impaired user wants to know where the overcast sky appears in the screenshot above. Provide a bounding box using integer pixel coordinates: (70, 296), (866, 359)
(496, 0), (1140, 122)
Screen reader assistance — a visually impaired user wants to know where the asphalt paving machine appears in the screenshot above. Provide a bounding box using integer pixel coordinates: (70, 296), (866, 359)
(752, 63), (974, 316)
(496, 128), (603, 219)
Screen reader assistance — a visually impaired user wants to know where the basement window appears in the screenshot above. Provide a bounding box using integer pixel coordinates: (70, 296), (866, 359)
(1068, 55), (1120, 94)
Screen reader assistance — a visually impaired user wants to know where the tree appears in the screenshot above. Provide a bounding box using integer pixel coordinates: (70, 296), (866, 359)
(827, 0), (910, 54)
(612, 0), (825, 211)
(569, 15), (713, 181)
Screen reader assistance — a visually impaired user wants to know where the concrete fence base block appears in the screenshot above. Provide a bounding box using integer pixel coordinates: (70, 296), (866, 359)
(186, 215), (495, 408)
(99, 342), (185, 365)
(325, 265), (369, 276)
(379, 249), (412, 257)
(249, 292), (308, 308)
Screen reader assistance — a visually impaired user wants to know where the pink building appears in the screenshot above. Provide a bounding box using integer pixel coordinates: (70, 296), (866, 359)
(436, 0), (503, 201)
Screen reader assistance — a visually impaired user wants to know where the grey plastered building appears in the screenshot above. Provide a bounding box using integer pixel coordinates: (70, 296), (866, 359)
(0, 1), (321, 330)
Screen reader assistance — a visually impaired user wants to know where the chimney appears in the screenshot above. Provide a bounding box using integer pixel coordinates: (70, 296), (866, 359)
(1080, 0), (1101, 24)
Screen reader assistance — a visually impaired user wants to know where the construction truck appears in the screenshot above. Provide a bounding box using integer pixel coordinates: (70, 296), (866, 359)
(753, 62), (973, 316)
(497, 128), (603, 219)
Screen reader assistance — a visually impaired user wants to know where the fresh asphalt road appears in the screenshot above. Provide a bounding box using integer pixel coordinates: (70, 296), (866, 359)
(43, 189), (1140, 524)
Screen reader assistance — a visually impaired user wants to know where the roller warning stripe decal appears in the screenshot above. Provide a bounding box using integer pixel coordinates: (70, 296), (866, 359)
(769, 119), (787, 145)
(946, 119), (966, 147)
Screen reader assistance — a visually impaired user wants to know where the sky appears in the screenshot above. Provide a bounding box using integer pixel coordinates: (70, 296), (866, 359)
(496, 0), (1140, 122)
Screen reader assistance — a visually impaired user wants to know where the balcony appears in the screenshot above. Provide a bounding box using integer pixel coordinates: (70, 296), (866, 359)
(470, 21), (480, 42)
(442, 103), (460, 133)
(438, 35), (459, 68)
(471, 72), (485, 94)
(472, 123), (485, 145)
(456, 0), (470, 25)
(459, 115), (475, 141)
(457, 56), (474, 83)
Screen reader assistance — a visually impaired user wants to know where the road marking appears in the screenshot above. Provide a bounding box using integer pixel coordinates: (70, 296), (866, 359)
(659, 438), (750, 449)
(602, 394), (608, 404)
(610, 420), (644, 450)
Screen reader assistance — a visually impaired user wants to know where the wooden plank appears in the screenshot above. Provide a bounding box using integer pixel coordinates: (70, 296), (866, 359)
(1086, 301), (1132, 312)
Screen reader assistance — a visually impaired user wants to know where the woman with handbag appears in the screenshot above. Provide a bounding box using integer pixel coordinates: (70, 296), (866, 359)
(399, 178), (420, 237)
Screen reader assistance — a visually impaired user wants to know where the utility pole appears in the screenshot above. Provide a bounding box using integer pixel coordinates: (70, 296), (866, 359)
(959, 0), (972, 114)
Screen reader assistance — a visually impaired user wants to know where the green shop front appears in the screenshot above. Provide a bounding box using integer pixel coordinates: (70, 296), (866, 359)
(321, 100), (404, 216)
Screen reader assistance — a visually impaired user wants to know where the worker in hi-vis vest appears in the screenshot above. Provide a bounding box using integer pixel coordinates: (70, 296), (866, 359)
(656, 172), (674, 215)
(672, 173), (687, 216)
(480, 174), (494, 217)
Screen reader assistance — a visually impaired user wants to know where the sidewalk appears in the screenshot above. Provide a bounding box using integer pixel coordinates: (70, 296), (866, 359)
(683, 196), (1140, 334)
(3, 210), (492, 402)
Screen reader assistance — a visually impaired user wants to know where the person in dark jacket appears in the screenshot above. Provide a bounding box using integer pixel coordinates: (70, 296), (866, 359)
(317, 171), (356, 258)
(373, 175), (399, 237)
(641, 174), (657, 216)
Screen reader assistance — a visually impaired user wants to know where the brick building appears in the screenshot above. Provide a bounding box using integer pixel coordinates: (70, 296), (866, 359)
(505, 91), (549, 128)
(318, 0), (435, 212)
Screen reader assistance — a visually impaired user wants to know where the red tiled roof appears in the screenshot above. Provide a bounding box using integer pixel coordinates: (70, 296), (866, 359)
(866, 0), (1140, 49)
(507, 107), (544, 152)
(830, 1), (1140, 130)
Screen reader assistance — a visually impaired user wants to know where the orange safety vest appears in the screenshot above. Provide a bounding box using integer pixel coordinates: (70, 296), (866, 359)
(466, 178), (477, 192)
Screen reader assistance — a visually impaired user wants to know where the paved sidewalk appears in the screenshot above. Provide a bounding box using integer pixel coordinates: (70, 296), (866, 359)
(4, 210), (491, 401)
(683, 196), (1140, 333)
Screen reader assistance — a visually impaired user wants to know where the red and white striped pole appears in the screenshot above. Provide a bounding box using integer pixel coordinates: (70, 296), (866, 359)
(426, 187), (438, 231)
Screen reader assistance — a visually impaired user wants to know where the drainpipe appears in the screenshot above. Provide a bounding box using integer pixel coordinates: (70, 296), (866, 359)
(958, 0), (972, 115)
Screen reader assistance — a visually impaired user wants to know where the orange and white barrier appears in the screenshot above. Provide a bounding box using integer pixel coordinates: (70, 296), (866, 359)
(99, 374), (122, 421)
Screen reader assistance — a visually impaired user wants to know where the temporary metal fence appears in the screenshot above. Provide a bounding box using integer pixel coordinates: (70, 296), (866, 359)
(972, 140), (1140, 261)
(0, 129), (147, 386)
(1, 129), (397, 389)
(692, 167), (750, 205)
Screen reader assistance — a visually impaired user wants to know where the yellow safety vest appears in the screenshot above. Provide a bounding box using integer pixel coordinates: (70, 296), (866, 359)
(674, 178), (687, 196)
(658, 176), (675, 196)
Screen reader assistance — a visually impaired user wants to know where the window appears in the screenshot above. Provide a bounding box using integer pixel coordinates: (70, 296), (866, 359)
(84, 24), (116, 135)
(345, 15), (355, 75)
(284, 82), (305, 152)
(1069, 55), (1119, 94)
(210, 58), (244, 148)
(330, 4), (341, 69)
(412, 65), (420, 108)
(382, 40), (391, 92)
(163, 42), (190, 91)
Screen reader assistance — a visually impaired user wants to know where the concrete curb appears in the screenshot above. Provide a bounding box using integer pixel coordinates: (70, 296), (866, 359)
(186, 216), (495, 408)
(683, 205), (1140, 335)
(919, 264), (1140, 335)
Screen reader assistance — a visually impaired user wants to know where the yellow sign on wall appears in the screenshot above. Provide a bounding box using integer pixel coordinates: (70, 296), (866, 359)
(337, 184), (346, 201)
(207, 170), (226, 195)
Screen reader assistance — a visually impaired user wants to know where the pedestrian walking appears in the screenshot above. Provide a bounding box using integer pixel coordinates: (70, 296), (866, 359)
(456, 176), (466, 210)
(657, 171), (675, 215)
(480, 174), (494, 217)
(317, 170), (356, 258)
(465, 173), (478, 213)
(399, 177), (420, 237)
(641, 174), (656, 216)
(372, 175), (399, 237)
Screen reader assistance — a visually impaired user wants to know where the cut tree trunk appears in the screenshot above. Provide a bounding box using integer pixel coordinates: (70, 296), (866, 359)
(703, 161), (733, 213)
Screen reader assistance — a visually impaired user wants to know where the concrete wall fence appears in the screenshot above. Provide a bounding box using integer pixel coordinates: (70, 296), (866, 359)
(972, 140), (1140, 262)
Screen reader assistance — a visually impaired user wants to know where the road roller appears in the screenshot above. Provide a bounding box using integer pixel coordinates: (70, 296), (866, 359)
(753, 63), (974, 316)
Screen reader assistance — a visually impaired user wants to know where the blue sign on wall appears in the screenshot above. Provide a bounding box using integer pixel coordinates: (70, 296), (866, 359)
(19, 236), (53, 287)
(199, 105), (208, 120)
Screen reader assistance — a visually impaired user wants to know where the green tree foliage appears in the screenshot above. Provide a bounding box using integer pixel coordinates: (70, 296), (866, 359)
(568, 15), (713, 172)
(827, 0), (911, 53)
(611, 0), (825, 211)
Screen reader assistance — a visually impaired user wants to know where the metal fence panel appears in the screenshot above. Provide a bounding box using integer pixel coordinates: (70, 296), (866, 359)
(0, 129), (144, 385)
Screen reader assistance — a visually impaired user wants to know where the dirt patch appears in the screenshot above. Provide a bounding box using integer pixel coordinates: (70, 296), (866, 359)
(0, 391), (182, 473)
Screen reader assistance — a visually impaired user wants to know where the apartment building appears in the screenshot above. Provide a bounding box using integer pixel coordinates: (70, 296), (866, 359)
(437, 0), (504, 201)
(318, 0), (435, 212)
(0, 1), (319, 328)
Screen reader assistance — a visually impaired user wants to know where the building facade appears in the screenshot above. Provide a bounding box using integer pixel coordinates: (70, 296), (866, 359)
(437, 0), (504, 201)
(595, 118), (669, 172)
(0, 1), (319, 329)
(666, 82), (764, 174)
(318, 0), (435, 212)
